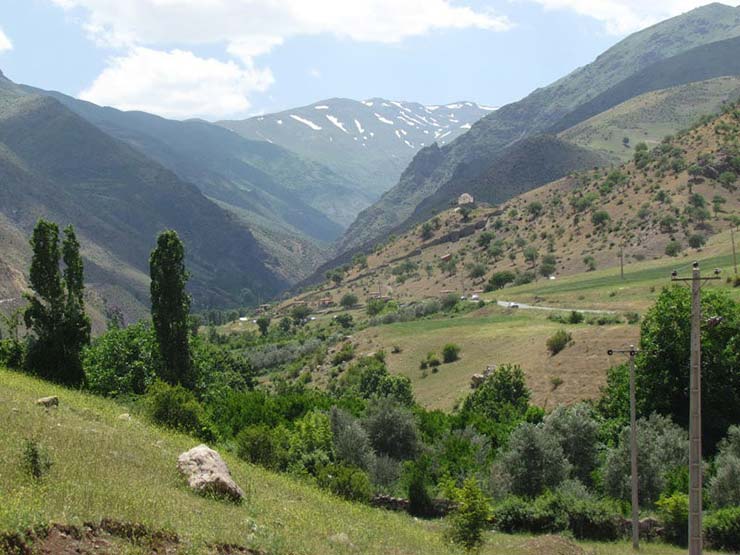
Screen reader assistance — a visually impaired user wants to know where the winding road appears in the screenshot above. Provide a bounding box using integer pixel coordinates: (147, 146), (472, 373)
(495, 300), (616, 314)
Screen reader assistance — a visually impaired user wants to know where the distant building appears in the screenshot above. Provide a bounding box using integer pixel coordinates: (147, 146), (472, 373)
(458, 193), (474, 205)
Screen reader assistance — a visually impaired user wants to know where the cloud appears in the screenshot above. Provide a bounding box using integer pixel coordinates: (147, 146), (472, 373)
(50, 0), (512, 47)
(0, 28), (13, 52)
(51, 0), (512, 119)
(526, 1), (717, 35)
(79, 47), (273, 119)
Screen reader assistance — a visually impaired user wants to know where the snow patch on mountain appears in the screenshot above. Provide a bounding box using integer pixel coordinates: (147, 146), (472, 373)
(374, 113), (394, 125)
(354, 119), (365, 133)
(290, 114), (322, 130)
(326, 115), (349, 134)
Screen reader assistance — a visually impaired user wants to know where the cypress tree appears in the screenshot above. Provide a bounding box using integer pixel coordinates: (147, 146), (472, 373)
(24, 220), (89, 385)
(150, 230), (193, 388)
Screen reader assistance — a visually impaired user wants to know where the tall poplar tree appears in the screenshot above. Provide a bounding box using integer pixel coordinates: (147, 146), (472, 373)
(24, 220), (89, 385)
(150, 230), (193, 388)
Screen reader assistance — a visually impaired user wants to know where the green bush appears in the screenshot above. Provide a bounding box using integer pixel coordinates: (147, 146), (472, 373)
(546, 329), (572, 356)
(21, 439), (52, 480)
(492, 490), (620, 540)
(442, 343), (461, 363)
(83, 321), (159, 397)
(0, 338), (24, 369)
(317, 463), (373, 503)
(705, 507), (740, 552)
(448, 478), (491, 550)
(486, 271), (515, 291)
(568, 311), (584, 324)
(235, 424), (285, 469)
(665, 240), (683, 257)
(656, 492), (688, 546)
(145, 381), (215, 441)
(407, 460), (435, 517)
(340, 293), (358, 309)
(332, 342), (355, 366)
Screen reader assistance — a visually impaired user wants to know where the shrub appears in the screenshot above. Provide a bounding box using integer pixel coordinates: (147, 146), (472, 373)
(332, 342), (355, 366)
(235, 424), (284, 469)
(145, 381), (214, 441)
(705, 506), (740, 552)
(467, 263), (486, 279)
(656, 492), (689, 546)
(442, 343), (461, 363)
(335, 313), (354, 329)
(317, 463), (373, 503)
(407, 460), (435, 517)
(513, 271), (536, 286)
(546, 329), (572, 356)
(568, 311), (584, 324)
(709, 425), (740, 508)
(583, 255), (597, 271)
(591, 211), (611, 227)
(688, 234), (706, 249)
(441, 293), (459, 311)
(448, 478), (491, 550)
(84, 322), (159, 397)
(256, 315), (270, 336)
(340, 293), (358, 309)
(21, 439), (52, 480)
(0, 338), (24, 369)
(665, 240), (683, 257)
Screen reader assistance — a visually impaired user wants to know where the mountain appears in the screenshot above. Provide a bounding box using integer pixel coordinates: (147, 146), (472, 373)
(301, 99), (740, 305)
(16, 88), (379, 282)
(0, 71), (286, 324)
(336, 3), (740, 255)
(218, 98), (495, 199)
(561, 76), (740, 162)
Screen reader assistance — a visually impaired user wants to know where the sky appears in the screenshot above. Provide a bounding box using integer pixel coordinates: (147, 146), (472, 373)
(0, 1), (726, 121)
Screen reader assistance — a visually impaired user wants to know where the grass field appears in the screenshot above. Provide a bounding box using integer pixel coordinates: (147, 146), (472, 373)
(0, 368), (720, 555)
(355, 306), (639, 411)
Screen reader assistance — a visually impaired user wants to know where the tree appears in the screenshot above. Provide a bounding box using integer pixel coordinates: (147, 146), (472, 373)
(591, 210), (611, 228)
(709, 426), (740, 508)
(448, 478), (491, 550)
(420, 222), (434, 240)
(527, 201), (543, 219)
(523, 246), (539, 268)
(539, 254), (557, 277)
(498, 422), (570, 498)
(256, 315), (271, 336)
(583, 255), (596, 271)
(467, 263), (486, 279)
(442, 343), (461, 363)
(688, 234), (706, 249)
(150, 230), (193, 388)
(486, 271), (515, 291)
(24, 220), (90, 386)
(290, 304), (311, 325)
(340, 293), (358, 309)
(603, 414), (687, 507)
(326, 269), (344, 286)
(543, 403), (600, 484)
(363, 397), (419, 460)
(636, 286), (740, 452)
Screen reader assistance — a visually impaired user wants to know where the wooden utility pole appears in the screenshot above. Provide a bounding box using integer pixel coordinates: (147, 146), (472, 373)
(608, 345), (640, 551)
(620, 246), (625, 280)
(671, 262), (721, 555)
(731, 227), (738, 276)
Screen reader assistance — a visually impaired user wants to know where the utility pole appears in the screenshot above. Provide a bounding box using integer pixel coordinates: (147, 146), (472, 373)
(620, 246), (625, 280)
(731, 227), (738, 276)
(608, 345), (640, 551)
(671, 262), (721, 555)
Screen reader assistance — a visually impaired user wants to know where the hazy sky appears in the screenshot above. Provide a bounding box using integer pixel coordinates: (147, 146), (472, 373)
(0, 1), (723, 120)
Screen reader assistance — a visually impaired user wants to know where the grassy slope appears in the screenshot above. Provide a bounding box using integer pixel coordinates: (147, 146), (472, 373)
(0, 368), (714, 555)
(561, 76), (740, 162)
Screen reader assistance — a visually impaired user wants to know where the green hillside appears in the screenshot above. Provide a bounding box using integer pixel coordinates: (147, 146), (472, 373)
(337, 3), (740, 256)
(561, 76), (740, 161)
(0, 74), (285, 323)
(0, 367), (715, 555)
